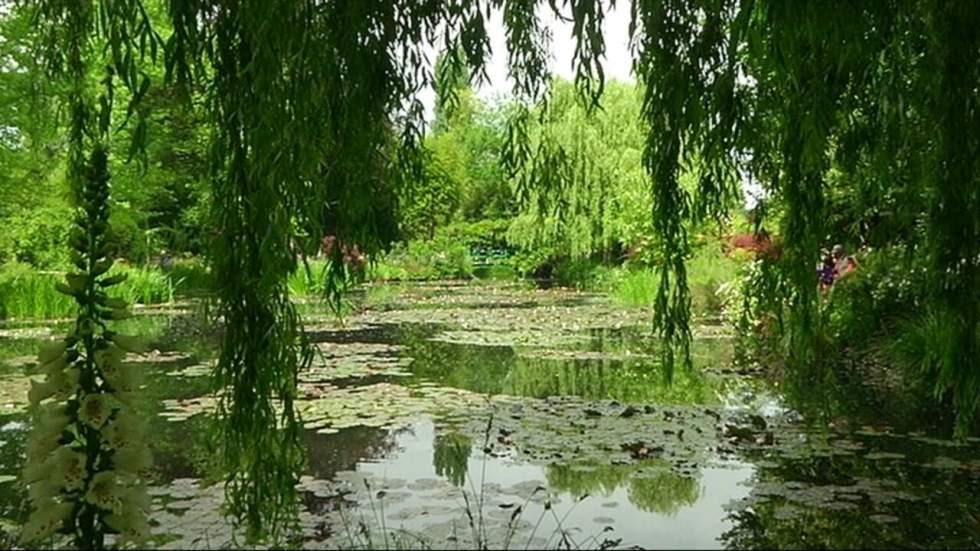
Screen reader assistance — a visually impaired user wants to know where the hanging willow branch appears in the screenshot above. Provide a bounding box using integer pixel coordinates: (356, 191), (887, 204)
(921, 0), (980, 435)
(163, 0), (519, 541)
(196, 0), (316, 542)
(629, 0), (743, 376)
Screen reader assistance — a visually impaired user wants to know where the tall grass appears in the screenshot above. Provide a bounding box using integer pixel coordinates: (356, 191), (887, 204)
(607, 269), (660, 307)
(287, 259), (330, 296)
(0, 262), (177, 320)
(111, 265), (175, 305)
(600, 246), (742, 315)
(0, 264), (75, 319)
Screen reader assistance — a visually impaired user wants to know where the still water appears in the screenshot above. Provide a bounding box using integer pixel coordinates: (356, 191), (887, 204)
(1, 280), (979, 548)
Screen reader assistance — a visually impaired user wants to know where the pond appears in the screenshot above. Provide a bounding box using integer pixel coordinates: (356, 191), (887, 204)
(2, 280), (980, 549)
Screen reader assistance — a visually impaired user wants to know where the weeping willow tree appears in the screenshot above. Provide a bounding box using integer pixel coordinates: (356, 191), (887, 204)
(27, 0), (980, 544)
(709, 1), (980, 433)
(508, 79), (650, 262)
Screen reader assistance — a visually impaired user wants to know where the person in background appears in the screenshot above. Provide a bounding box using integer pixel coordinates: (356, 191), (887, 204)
(818, 249), (836, 290)
(832, 243), (858, 280)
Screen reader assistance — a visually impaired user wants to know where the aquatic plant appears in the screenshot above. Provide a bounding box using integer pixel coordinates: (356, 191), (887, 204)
(0, 265), (76, 320)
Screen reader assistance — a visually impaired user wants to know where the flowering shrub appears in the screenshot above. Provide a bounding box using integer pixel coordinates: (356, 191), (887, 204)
(21, 147), (151, 548)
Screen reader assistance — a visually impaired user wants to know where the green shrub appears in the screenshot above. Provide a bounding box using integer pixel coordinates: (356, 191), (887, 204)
(0, 203), (73, 268)
(369, 236), (473, 281)
(508, 247), (553, 278)
(824, 245), (926, 344)
(107, 206), (157, 264)
(167, 257), (213, 296)
(436, 219), (510, 248)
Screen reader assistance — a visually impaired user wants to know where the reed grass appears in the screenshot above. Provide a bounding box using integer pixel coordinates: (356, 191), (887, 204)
(0, 262), (177, 320)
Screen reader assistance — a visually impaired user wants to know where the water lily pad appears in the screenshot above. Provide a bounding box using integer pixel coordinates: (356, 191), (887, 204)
(406, 478), (441, 492)
(865, 451), (905, 460)
(0, 373), (42, 413)
(928, 456), (962, 470)
(165, 363), (212, 378)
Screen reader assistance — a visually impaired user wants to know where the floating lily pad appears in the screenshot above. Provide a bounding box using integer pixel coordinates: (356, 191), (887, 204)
(165, 363), (212, 378)
(865, 451), (906, 460)
(928, 456), (962, 470)
(593, 516), (616, 524)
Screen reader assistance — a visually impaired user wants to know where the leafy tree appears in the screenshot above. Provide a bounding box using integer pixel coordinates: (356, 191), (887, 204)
(0, 5), (68, 267)
(508, 79), (649, 263)
(406, 48), (512, 240)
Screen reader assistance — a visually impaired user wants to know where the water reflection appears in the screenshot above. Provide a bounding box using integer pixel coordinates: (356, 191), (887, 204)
(547, 461), (702, 516)
(400, 323), (730, 405)
(779, 366), (955, 436)
(505, 356), (716, 404)
(433, 432), (472, 487)
(347, 419), (755, 549)
(0, 415), (27, 541)
(717, 417), (980, 549)
(3, 283), (980, 549)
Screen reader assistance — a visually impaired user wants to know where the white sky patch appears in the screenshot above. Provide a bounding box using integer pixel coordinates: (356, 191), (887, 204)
(418, 3), (635, 121)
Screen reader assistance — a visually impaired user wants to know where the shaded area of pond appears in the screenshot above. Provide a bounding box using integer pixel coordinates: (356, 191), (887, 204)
(1, 280), (979, 548)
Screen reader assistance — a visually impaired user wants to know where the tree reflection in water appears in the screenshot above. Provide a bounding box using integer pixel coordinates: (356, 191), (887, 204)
(547, 460), (701, 516)
(401, 322), (730, 406)
(433, 431), (473, 487)
(304, 425), (399, 481)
